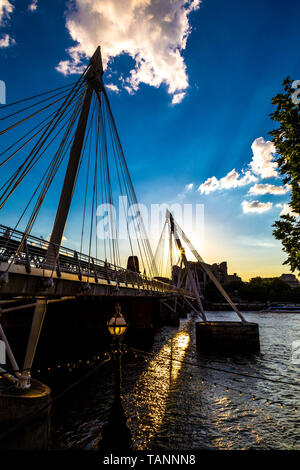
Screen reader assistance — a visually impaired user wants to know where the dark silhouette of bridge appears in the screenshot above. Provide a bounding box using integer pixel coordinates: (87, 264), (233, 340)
(0, 47), (246, 389)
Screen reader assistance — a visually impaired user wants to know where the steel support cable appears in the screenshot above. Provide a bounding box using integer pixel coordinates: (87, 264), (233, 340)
(0, 91), (79, 137)
(171, 215), (246, 323)
(93, 98), (104, 265)
(101, 96), (121, 269)
(0, 85), (86, 208)
(88, 145), (97, 272)
(97, 94), (118, 269)
(6, 82), (87, 191)
(0, 85), (79, 124)
(41, 91), (93, 278)
(153, 220), (167, 277)
(94, 108), (99, 261)
(0, 93), (84, 217)
(104, 97), (148, 278)
(22, 91), (86, 248)
(0, 83), (77, 110)
(97, 97), (112, 265)
(102, 102), (122, 269)
(0, 355), (111, 445)
(103, 103), (120, 270)
(0, 98), (85, 264)
(3, 90), (87, 271)
(0, 105), (72, 167)
(111, 116), (147, 278)
(107, 105), (157, 281)
(102, 89), (158, 278)
(109, 118), (136, 269)
(8, 96), (85, 233)
(47, 87), (104, 278)
(103, 95), (151, 279)
(80, 98), (96, 254)
(110, 116), (153, 279)
(1, 88), (86, 210)
(96, 97), (109, 263)
(103, 95), (136, 271)
(88, 99), (99, 274)
(0, 98), (81, 201)
(95, 96), (110, 264)
(6, 127), (77, 272)
(96, 94), (111, 263)
(0, 81), (87, 209)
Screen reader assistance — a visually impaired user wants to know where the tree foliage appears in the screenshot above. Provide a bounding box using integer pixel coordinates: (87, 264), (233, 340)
(203, 277), (300, 303)
(270, 77), (300, 272)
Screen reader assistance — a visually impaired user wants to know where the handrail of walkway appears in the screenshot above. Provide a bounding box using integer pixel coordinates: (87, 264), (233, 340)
(0, 224), (192, 296)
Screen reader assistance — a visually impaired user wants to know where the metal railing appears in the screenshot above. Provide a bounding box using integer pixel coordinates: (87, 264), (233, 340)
(0, 225), (191, 296)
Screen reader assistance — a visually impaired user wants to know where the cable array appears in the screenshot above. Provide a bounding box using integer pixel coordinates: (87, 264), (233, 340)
(0, 54), (159, 281)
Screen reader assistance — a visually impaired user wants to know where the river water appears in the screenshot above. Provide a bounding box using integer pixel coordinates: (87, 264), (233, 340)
(49, 312), (300, 450)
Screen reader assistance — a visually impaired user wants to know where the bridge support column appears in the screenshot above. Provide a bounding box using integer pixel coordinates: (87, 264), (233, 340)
(196, 321), (260, 353)
(19, 299), (48, 389)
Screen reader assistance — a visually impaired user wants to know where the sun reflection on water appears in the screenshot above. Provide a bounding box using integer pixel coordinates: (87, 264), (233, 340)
(127, 331), (190, 449)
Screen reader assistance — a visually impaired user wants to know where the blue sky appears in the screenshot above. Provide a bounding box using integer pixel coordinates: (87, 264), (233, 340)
(0, 0), (299, 280)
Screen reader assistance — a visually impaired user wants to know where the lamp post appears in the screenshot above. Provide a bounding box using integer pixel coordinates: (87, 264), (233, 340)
(99, 303), (131, 450)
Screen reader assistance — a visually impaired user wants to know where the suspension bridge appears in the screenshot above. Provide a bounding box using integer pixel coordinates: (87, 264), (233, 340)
(0, 46), (254, 393)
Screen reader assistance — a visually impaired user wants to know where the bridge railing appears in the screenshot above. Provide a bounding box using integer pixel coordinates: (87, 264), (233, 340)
(0, 225), (190, 295)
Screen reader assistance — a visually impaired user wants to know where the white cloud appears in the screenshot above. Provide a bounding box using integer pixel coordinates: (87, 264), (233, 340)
(236, 236), (279, 248)
(198, 176), (219, 195)
(0, 1), (14, 48)
(248, 183), (291, 196)
(172, 92), (186, 104)
(0, 32), (14, 47)
(198, 169), (257, 195)
(176, 182), (194, 200)
(28, 0), (38, 12)
(105, 83), (120, 93)
(242, 200), (273, 214)
(56, 0), (201, 103)
(276, 203), (299, 217)
(249, 137), (278, 179)
(0, 0), (13, 25)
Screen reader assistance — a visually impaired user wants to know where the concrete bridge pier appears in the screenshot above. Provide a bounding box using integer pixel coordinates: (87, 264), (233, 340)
(196, 321), (260, 353)
(122, 297), (157, 344)
(0, 378), (51, 450)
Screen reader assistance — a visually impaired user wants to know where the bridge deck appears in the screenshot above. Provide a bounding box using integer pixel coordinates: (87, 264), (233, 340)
(0, 225), (192, 298)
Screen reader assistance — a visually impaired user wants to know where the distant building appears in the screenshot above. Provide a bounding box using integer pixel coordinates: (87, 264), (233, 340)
(280, 274), (299, 288)
(227, 273), (242, 283)
(261, 274), (300, 288)
(172, 261), (242, 289)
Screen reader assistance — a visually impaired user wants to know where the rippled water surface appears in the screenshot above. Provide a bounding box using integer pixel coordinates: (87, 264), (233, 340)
(50, 312), (300, 450)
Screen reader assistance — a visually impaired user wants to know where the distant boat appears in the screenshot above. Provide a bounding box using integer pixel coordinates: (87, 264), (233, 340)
(260, 304), (300, 313)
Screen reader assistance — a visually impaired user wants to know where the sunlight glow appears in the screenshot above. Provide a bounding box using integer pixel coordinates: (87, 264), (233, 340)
(127, 331), (190, 449)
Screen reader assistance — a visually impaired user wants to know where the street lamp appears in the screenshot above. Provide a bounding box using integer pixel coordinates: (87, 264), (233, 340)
(99, 303), (131, 450)
(107, 303), (128, 338)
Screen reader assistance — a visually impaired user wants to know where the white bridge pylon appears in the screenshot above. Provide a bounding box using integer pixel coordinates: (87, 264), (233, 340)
(166, 210), (247, 325)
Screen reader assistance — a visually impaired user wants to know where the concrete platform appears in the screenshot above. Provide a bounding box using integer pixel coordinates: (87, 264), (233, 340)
(0, 378), (51, 450)
(196, 321), (260, 353)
